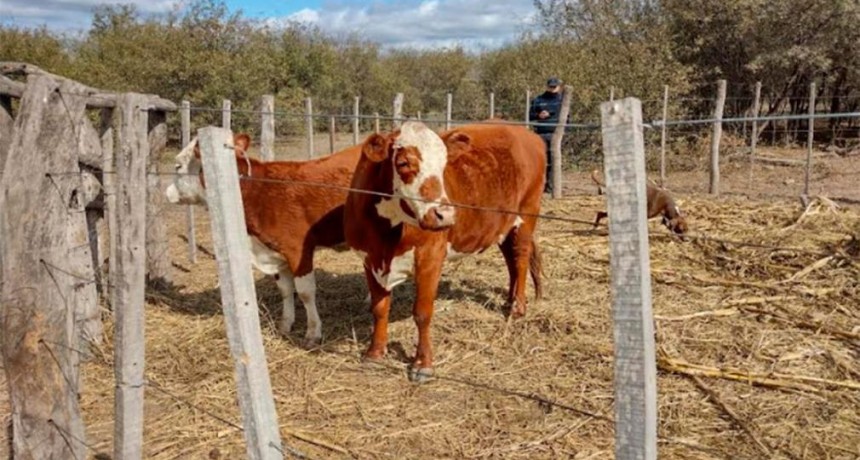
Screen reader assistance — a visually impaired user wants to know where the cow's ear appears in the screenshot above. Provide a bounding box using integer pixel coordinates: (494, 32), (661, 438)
(362, 133), (390, 163)
(234, 133), (251, 156)
(445, 131), (471, 150)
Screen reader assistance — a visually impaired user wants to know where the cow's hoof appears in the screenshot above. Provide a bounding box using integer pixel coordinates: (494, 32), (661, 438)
(302, 336), (321, 350)
(408, 366), (435, 384)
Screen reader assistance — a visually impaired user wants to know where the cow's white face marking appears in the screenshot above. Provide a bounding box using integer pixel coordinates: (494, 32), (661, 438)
(370, 249), (414, 291)
(389, 121), (453, 229)
(376, 196), (411, 226)
(165, 137), (206, 205)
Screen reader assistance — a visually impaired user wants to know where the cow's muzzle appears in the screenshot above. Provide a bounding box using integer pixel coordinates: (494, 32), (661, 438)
(418, 203), (456, 231)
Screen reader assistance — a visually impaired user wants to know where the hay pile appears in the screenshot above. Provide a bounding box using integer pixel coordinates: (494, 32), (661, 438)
(3, 192), (858, 459)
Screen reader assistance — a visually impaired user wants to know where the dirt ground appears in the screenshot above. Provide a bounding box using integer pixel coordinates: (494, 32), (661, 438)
(1, 134), (859, 459)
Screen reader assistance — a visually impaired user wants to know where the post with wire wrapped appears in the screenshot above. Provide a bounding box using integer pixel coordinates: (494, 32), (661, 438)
(196, 126), (284, 459)
(600, 97), (658, 460)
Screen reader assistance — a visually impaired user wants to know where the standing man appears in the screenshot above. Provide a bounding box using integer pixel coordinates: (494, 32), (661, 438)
(530, 76), (565, 194)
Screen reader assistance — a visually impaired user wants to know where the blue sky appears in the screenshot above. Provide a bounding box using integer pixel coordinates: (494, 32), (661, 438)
(1, 0), (540, 50)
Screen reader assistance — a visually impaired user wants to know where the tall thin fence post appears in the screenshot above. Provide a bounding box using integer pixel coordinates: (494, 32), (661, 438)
(197, 127), (284, 460)
(659, 84), (669, 186)
(525, 89), (531, 126)
(353, 96), (360, 145)
(489, 92), (495, 119)
(393, 92), (404, 129)
(749, 82), (761, 183)
(260, 94), (274, 161)
(803, 81), (816, 202)
(145, 110), (172, 286)
(180, 101), (196, 264)
(550, 85), (573, 199)
(222, 99), (231, 130)
(610, 86), (615, 101)
(305, 97), (314, 159)
(599, 97), (658, 460)
(329, 115), (336, 153)
(114, 93), (150, 460)
(446, 93), (453, 131)
(374, 112), (380, 134)
(101, 108), (117, 302)
(710, 80), (727, 195)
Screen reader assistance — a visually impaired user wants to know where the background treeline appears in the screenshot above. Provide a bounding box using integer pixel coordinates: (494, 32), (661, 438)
(2, 0), (859, 157)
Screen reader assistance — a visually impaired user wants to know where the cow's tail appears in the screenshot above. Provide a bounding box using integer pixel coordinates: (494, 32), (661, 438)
(530, 239), (544, 300)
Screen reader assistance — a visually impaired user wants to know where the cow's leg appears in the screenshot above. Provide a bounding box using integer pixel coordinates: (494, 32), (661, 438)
(275, 268), (297, 337)
(499, 233), (517, 306)
(294, 270), (322, 348)
(364, 262), (392, 361)
(410, 240), (445, 383)
(510, 218), (539, 318)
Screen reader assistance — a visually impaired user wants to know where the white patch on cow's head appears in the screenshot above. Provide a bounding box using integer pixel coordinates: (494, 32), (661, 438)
(390, 121), (454, 230)
(165, 137), (206, 205)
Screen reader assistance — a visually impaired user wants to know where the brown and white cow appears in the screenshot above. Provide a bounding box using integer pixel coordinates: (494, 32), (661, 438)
(165, 133), (361, 347)
(344, 121), (545, 382)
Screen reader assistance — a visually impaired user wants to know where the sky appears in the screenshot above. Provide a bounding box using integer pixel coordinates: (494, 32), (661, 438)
(0, 0), (541, 51)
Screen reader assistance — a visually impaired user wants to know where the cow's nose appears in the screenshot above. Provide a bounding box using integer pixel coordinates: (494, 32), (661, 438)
(419, 204), (455, 230)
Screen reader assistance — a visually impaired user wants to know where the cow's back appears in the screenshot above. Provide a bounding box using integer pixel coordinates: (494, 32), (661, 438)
(441, 123), (545, 253)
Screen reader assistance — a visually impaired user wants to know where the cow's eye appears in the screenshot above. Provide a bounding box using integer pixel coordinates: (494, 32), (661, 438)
(174, 163), (182, 171)
(395, 159), (409, 169)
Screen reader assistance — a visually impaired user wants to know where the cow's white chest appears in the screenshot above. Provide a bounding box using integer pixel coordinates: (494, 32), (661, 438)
(446, 242), (472, 261)
(371, 249), (414, 291)
(248, 236), (286, 275)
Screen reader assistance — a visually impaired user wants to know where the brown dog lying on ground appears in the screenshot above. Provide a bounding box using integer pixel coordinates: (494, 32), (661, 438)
(590, 170), (688, 235)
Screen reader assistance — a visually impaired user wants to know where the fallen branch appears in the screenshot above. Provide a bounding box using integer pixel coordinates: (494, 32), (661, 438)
(659, 356), (860, 392)
(784, 256), (834, 282)
(688, 375), (773, 458)
(284, 429), (349, 455)
(655, 308), (739, 322)
(741, 305), (860, 343)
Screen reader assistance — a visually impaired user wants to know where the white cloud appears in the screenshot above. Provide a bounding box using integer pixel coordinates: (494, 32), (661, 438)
(279, 0), (539, 51)
(0, 0), (177, 32)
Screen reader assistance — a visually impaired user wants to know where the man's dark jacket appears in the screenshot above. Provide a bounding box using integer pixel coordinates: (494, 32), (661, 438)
(529, 91), (565, 134)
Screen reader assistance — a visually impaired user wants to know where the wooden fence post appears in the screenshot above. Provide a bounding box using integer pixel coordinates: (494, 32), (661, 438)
(393, 92), (404, 129)
(114, 92), (150, 460)
(749, 82), (761, 181)
(197, 126), (284, 460)
(550, 85), (573, 199)
(374, 112), (380, 134)
(0, 73), (91, 460)
(610, 86), (615, 102)
(489, 92), (495, 119)
(659, 85), (669, 186)
(146, 109), (172, 287)
(0, 92), (11, 176)
(305, 97), (314, 159)
(353, 96), (360, 145)
(180, 101), (197, 264)
(222, 99), (232, 130)
(446, 93), (453, 131)
(329, 115), (336, 153)
(803, 81), (816, 203)
(100, 108), (117, 303)
(260, 95), (274, 161)
(525, 89), (531, 126)
(599, 97), (658, 460)
(710, 80), (727, 195)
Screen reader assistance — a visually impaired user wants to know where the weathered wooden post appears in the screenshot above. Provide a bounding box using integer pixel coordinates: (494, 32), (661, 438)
(525, 89), (531, 126)
(222, 99), (232, 130)
(489, 92), (495, 119)
(0, 73), (93, 460)
(180, 100), (197, 264)
(550, 85), (573, 199)
(305, 97), (314, 159)
(393, 92), (404, 129)
(329, 115), (336, 153)
(197, 126), (284, 459)
(100, 107), (117, 302)
(610, 86), (616, 102)
(0, 88), (11, 175)
(710, 80), (727, 194)
(146, 109), (172, 287)
(114, 92), (150, 460)
(600, 97), (658, 460)
(374, 112), (380, 134)
(803, 81), (816, 204)
(353, 96), (360, 145)
(749, 82), (762, 180)
(446, 93), (453, 131)
(260, 94), (275, 161)
(659, 85), (669, 186)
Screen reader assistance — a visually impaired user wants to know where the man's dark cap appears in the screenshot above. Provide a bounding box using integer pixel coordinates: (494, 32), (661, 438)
(547, 77), (561, 87)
